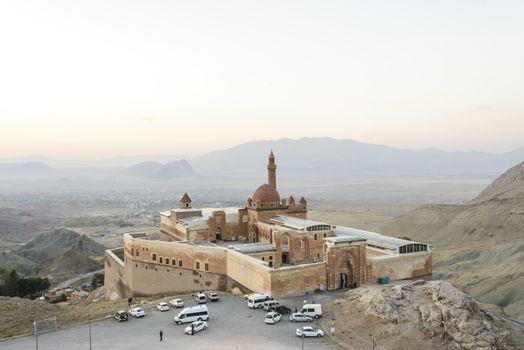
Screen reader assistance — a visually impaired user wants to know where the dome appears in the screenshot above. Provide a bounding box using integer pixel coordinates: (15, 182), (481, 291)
(252, 184), (280, 203)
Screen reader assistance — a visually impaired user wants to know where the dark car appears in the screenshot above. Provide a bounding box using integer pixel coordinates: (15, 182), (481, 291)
(114, 311), (129, 322)
(275, 305), (291, 314)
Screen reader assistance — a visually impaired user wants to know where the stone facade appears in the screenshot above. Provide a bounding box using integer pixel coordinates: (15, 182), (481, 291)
(105, 151), (433, 299)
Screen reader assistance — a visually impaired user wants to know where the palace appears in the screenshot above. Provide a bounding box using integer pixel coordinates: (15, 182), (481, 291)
(105, 151), (432, 298)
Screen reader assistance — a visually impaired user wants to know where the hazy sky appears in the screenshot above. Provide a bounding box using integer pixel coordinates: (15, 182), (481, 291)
(1, 0), (523, 159)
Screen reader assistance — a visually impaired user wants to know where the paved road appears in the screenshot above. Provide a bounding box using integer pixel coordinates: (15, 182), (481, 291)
(0, 291), (345, 350)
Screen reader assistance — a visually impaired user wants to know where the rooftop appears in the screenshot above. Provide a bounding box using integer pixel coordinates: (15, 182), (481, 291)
(324, 236), (366, 244)
(335, 226), (420, 250)
(228, 242), (275, 254)
(269, 215), (333, 231)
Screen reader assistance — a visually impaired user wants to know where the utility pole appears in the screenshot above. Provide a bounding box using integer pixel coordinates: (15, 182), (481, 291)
(89, 322), (92, 350)
(301, 325), (304, 350)
(371, 335), (376, 350)
(33, 320), (38, 350)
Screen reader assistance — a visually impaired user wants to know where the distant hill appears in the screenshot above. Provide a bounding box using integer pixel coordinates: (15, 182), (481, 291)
(0, 228), (105, 282)
(0, 162), (57, 180)
(118, 159), (195, 180)
(190, 138), (524, 177)
(381, 160), (524, 322)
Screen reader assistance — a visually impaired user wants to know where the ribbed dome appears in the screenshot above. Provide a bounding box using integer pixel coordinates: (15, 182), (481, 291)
(252, 184), (280, 203)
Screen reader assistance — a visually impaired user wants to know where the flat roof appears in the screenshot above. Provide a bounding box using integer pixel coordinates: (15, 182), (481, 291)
(324, 236), (366, 244)
(335, 226), (421, 250)
(229, 242), (275, 254)
(269, 215), (333, 231)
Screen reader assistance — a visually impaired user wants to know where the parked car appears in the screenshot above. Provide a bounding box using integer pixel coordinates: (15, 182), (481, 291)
(174, 305), (209, 325)
(170, 298), (184, 308)
(264, 300), (279, 311)
(195, 293), (207, 304)
(208, 292), (219, 302)
(129, 307), (145, 318)
(276, 305), (291, 315)
(290, 313), (313, 323)
(157, 302), (170, 311)
(114, 311), (129, 322)
(264, 311), (282, 324)
(247, 293), (273, 309)
(184, 320), (208, 335)
(296, 326), (324, 337)
(299, 304), (323, 319)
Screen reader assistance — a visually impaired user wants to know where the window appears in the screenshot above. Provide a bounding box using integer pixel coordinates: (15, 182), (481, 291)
(205, 263), (209, 271)
(166, 258), (170, 265)
(179, 260), (182, 267)
(136, 250), (139, 256)
(159, 257), (163, 264)
(314, 234), (317, 240)
(152, 253), (157, 261)
(262, 257), (265, 261)
(131, 248), (134, 256)
(172, 259), (176, 266)
(196, 261), (200, 270)
(269, 256), (273, 260)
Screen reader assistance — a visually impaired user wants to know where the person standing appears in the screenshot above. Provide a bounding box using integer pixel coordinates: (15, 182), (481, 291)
(159, 330), (163, 341)
(330, 321), (336, 336)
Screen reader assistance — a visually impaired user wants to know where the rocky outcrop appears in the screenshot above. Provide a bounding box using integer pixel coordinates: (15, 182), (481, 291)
(346, 280), (510, 350)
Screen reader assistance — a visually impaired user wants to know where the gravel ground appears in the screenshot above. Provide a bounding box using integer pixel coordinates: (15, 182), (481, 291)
(0, 291), (345, 350)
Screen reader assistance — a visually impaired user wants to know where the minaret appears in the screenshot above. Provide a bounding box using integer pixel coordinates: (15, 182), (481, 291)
(267, 150), (277, 190)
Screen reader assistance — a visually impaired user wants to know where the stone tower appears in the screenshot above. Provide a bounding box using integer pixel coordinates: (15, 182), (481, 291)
(267, 150), (277, 190)
(179, 192), (192, 209)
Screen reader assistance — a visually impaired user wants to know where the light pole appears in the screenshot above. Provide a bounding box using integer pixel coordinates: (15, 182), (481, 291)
(89, 322), (92, 350)
(301, 324), (304, 350)
(33, 320), (38, 350)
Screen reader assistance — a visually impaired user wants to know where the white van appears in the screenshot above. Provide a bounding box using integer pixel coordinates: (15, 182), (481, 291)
(299, 304), (322, 319)
(263, 299), (279, 311)
(195, 293), (206, 304)
(174, 305), (209, 325)
(247, 294), (272, 309)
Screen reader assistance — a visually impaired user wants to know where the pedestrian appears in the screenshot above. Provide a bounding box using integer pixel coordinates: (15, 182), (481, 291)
(191, 324), (195, 336)
(159, 330), (163, 341)
(295, 307), (298, 313)
(330, 321), (336, 336)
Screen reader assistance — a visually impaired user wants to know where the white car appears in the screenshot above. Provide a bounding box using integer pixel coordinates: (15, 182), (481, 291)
(184, 320), (207, 335)
(289, 313), (313, 323)
(264, 311), (282, 324)
(157, 302), (170, 311)
(296, 326), (325, 337)
(170, 298), (184, 308)
(128, 307), (145, 318)
(208, 292), (219, 302)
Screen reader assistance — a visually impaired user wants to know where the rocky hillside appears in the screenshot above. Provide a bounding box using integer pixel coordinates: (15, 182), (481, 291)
(473, 160), (524, 202)
(325, 281), (522, 350)
(381, 160), (524, 322)
(0, 228), (105, 281)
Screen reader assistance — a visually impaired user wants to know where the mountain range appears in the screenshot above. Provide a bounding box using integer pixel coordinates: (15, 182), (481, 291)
(1, 138), (523, 179)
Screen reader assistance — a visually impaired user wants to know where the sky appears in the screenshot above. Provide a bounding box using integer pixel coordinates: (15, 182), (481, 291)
(0, 0), (523, 159)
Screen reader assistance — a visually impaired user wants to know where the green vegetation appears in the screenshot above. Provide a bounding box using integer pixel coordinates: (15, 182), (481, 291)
(91, 273), (104, 289)
(0, 267), (50, 299)
(398, 236), (412, 241)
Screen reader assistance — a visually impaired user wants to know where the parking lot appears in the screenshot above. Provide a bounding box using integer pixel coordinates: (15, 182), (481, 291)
(0, 291), (345, 350)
